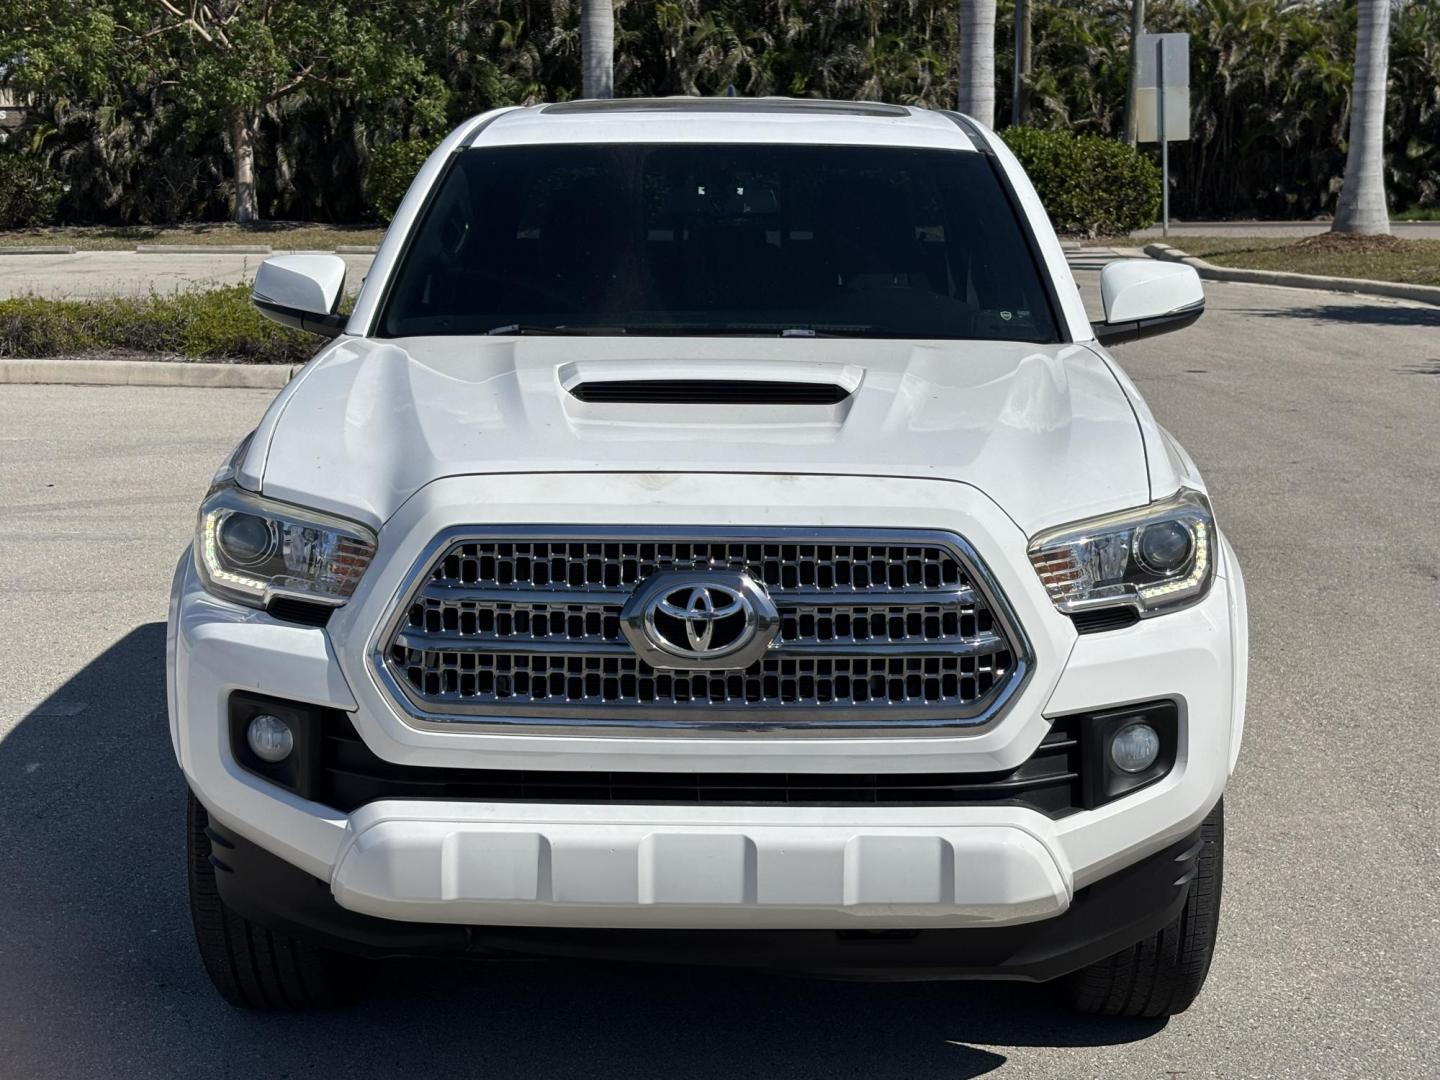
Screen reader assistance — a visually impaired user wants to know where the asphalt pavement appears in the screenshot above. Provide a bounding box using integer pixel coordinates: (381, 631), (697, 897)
(0, 251), (375, 299)
(1, 266), (1437, 1078)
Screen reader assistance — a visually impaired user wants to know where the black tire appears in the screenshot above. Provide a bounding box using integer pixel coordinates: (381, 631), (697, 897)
(187, 792), (361, 1010)
(1064, 798), (1224, 1018)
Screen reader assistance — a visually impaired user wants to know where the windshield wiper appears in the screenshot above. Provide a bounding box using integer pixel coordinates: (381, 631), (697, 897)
(610, 323), (873, 338)
(483, 324), (626, 336)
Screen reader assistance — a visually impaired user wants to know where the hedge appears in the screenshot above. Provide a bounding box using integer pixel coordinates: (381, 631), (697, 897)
(365, 138), (444, 222)
(0, 286), (315, 363)
(0, 155), (64, 228)
(1001, 128), (1161, 237)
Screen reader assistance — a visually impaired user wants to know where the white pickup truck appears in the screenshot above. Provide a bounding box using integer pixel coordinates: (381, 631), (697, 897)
(168, 98), (1246, 1017)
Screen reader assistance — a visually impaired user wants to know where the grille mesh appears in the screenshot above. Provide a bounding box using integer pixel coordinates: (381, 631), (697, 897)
(382, 533), (1021, 722)
(431, 540), (967, 593)
(400, 653), (1003, 708)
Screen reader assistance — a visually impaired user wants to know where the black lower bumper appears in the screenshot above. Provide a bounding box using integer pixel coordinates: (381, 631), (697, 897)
(205, 814), (1206, 984)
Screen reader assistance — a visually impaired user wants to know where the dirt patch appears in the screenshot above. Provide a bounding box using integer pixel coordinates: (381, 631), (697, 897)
(1289, 233), (1411, 256)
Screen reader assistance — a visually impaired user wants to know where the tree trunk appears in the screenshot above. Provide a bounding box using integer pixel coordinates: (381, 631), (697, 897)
(956, 0), (996, 128)
(1123, 0), (1146, 145)
(1010, 0), (1032, 126)
(581, 0), (614, 99)
(1017, 0), (1032, 125)
(1332, 0), (1391, 234)
(231, 110), (259, 224)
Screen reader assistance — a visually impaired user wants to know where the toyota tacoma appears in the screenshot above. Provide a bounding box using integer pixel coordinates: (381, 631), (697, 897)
(168, 98), (1246, 1016)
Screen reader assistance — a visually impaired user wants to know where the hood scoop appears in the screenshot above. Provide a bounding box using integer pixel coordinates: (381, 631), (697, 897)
(568, 378), (852, 405)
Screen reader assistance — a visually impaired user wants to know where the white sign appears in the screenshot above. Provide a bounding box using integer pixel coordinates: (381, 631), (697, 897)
(1136, 87), (1190, 143)
(1136, 32), (1190, 144)
(1136, 32), (1190, 90)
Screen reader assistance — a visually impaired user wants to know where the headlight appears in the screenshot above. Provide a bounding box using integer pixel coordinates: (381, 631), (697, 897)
(1027, 488), (1215, 617)
(195, 483), (376, 609)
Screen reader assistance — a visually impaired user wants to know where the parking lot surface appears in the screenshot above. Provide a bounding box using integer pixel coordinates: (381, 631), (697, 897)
(1, 269), (1437, 1078)
(0, 251), (374, 299)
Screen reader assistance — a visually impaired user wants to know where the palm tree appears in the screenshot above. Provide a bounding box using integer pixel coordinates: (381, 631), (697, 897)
(581, 0), (615, 99)
(957, 0), (996, 126)
(1332, 0), (1391, 234)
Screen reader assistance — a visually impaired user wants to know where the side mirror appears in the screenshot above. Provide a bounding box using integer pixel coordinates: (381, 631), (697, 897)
(1093, 260), (1204, 345)
(251, 254), (348, 337)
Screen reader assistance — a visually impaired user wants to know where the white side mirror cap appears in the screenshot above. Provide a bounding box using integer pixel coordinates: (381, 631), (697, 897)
(1095, 260), (1204, 344)
(252, 254), (348, 337)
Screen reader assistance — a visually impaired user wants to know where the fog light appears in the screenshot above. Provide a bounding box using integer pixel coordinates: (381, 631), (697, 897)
(246, 714), (294, 763)
(1109, 721), (1161, 773)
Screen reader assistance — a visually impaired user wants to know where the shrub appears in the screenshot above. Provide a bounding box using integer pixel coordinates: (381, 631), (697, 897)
(365, 138), (444, 222)
(0, 154), (64, 228)
(1001, 128), (1161, 237)
(0, 286), (314, 363)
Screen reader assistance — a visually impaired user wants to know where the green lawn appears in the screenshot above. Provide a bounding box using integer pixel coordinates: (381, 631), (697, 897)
(1156, 234), (1440, 288)
(0, 222), (385, 251)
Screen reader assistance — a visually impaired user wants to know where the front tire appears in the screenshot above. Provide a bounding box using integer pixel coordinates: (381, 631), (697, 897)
(187, 792), (361, 1009)
(1064, 798), (1224, 1017)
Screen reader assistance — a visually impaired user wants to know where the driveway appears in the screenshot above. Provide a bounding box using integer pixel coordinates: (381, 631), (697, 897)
(1, 267), (1436, 1078)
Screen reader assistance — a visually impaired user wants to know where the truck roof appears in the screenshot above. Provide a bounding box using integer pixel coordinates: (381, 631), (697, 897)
(467, 97), (982, 152)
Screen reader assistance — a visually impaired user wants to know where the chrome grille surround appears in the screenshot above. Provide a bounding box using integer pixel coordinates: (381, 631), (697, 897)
(371, 528), (1033, 735)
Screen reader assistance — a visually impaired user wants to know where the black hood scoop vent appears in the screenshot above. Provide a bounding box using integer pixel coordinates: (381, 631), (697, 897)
(568, 379), (852, 405)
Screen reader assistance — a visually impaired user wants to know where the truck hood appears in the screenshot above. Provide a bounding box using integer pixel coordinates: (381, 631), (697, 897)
(247, 336), (1150, 536)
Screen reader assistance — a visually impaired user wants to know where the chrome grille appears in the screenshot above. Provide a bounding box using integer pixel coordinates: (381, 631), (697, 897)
(428, 540), (970, 593)
(376, 529), (1031, 732)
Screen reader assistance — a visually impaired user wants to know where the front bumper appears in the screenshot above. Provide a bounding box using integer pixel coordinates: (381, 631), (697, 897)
(169, 473), (1245, 946)
(204, 807), (1208, 981)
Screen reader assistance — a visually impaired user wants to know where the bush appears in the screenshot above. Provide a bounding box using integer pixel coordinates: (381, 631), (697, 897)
(1001, 129), (1161, 237)
(365, 138), (444, 222)
(0, 286), (314, 363)
(0, 155), (64, 228)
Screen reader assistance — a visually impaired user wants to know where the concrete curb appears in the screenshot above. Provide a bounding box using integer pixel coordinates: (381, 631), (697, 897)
(1144, 243), (1440, 307)
(0, 358), (298, 388)
(334, 245), (380, 255)
(0, 246), (79, 255)
(134, 244), (272, 254)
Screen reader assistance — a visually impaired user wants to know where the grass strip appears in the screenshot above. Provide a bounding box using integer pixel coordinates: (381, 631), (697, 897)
(0, 223), (385, 251)
(0, 285), (315, 363)
(1160, 234), (1440, 287)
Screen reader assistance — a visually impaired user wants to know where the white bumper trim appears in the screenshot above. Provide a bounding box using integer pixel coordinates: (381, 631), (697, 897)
(331, 805), (1070, 929)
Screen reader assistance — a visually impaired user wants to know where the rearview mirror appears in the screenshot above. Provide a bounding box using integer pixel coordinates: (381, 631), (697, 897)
(251, 254), (348, 337)
(1093, 260), (1204, 345)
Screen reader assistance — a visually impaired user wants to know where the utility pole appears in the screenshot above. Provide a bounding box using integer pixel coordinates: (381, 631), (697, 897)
(1123, 0), (1146, 144)
(1011, 0), (1032, 127)
(1158, 38), (1169, 236)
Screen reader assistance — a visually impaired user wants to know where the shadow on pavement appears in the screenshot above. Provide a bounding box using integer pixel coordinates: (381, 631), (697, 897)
(1245, 301), (1440, 328)
(0, 624), (1165, 1080)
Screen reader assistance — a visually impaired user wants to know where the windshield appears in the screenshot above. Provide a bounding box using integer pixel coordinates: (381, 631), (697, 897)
(378, 143), (1060, 342)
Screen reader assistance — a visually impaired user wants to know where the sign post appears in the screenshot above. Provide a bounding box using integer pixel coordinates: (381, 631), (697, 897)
(1136, 32), (1189, 237)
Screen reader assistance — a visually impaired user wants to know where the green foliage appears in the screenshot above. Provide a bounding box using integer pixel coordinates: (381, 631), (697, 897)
(0, 155), (64, 227)
(1003, 128), (1160, 236)
(365, 138), (444, 221)
(2, 1), (1438, 223)
(0, 286), (313, 362)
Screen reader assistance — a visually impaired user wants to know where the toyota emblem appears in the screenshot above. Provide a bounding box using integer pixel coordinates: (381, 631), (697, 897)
(620, 570), (780, 669)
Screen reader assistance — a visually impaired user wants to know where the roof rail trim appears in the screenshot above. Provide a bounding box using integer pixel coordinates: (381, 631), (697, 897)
(939, 111), (990, 155)
(541, 97), (912, 118)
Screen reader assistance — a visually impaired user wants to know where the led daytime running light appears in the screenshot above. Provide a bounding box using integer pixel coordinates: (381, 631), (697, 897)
(195, 483), (376, 609)
(1026, 489), (1216, 618)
